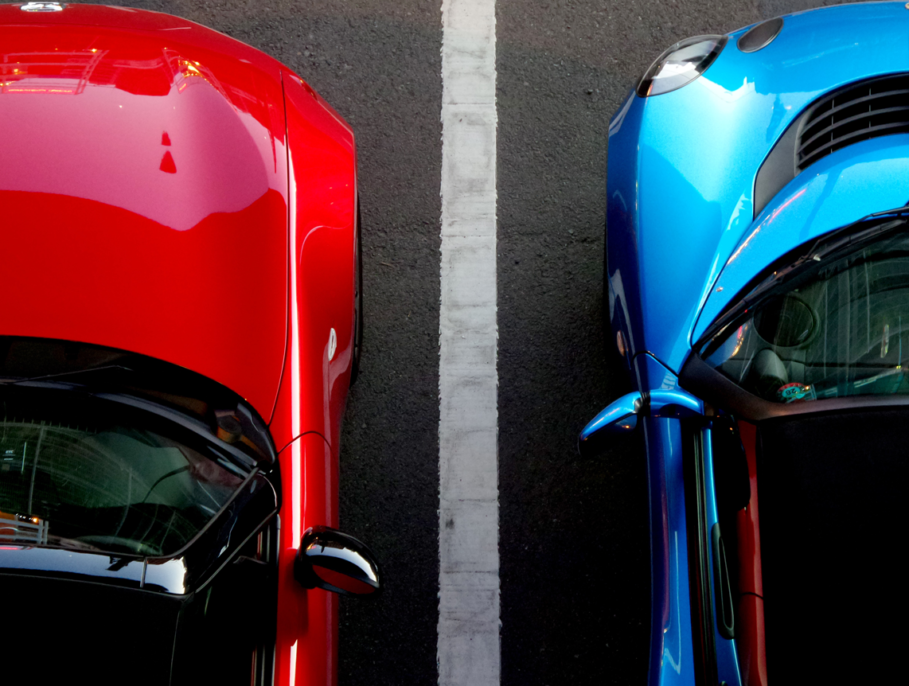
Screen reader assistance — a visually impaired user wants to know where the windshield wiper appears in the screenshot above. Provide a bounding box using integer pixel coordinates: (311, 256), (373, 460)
(699, 208), (909, 352)
(869, 203), (909, 218)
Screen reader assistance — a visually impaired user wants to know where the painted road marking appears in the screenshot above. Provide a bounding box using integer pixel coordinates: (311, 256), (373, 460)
(438, 0), (499, 685)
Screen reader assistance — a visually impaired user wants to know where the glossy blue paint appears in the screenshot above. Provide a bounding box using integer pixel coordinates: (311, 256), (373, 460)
(634, 352), (682, 394)
(598, 5), (909, 686)
(579, 392), (640, 439)
(649, 390), (703, 420)
(630, 353), (697, 686)
(579, 354), (700, 684)
(579, 386), (702, 441)
(643, 416), (697, 686)
(607, 1), (909, 373)
(692, 135), (909, 344)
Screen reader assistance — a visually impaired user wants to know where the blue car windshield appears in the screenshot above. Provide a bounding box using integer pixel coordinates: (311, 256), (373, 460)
(0, 387), (245, 556)
(702, 222), (909, 403)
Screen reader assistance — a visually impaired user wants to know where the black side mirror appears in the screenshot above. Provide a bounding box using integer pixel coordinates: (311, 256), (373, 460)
(294, 526), (381, 597)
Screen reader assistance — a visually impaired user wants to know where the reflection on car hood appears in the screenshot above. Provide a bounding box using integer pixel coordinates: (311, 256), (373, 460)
(609, 2), (909, 372)
(693, 136), (909, 343)
(0, 6), (288, 420)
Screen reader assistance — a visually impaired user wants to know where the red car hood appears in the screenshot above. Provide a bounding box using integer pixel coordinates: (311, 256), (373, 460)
(0, 5), (289, 420)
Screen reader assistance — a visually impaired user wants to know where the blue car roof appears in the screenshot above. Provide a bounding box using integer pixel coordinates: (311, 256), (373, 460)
(612, 1), (909, 373)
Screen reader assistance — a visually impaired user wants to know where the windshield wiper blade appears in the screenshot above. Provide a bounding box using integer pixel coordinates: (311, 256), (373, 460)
(0, 365), (134, 386)
(698, 209), (909, 353)
(870, 203), (909, 217)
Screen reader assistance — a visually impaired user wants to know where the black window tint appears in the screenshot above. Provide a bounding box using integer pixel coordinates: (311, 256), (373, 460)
(0, 391), (243, 556)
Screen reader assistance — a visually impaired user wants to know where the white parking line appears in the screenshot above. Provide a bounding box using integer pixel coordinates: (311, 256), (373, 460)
(438, 0), (499, 684)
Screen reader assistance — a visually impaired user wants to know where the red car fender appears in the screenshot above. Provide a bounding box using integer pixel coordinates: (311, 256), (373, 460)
(269, 71), (356, 686)
(274, 431), (340, 686)
(269, 71), (357, 453)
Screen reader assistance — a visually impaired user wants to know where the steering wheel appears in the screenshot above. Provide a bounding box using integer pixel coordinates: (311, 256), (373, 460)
(754, 293), (820, 349)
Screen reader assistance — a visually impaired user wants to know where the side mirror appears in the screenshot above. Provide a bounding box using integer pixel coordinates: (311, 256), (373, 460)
(294, 526), (381, 597)
(578, 389), (703, 457)
(577, 392), (643, 457)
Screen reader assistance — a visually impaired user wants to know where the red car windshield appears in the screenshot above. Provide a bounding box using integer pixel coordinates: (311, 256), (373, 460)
(0, 387), (245, 556)
(701, 221), (909, 403)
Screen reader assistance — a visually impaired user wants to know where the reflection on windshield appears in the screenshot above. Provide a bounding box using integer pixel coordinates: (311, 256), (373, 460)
(703, 229), (909, 403)
(0, 411), (243, 556)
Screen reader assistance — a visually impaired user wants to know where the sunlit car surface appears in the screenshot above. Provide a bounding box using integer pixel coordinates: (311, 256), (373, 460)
(0, 4), (374, 685)
(582, 4), (908, 685)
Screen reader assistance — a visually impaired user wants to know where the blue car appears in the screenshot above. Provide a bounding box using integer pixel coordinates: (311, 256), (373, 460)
(582, 4), (909, 685)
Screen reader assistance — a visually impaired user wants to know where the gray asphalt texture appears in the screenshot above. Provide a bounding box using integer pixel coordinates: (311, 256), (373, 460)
(67, 1), (861, 684)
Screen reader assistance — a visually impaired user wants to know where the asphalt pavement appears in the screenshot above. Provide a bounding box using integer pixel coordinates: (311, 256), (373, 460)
(70, 1), (857, 683)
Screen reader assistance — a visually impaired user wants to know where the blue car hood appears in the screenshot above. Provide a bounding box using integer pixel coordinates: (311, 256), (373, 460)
(609, 1), (909, 374)
(693, 135), (909, 344)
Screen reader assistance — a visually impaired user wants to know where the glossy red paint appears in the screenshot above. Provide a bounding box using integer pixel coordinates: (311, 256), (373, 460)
(0, 3), (288, 75)
(0, 9), (289, 420)
(268, 69), (357, 686)
(275, 432), (339, 686)
(0, 6), (360, 686)
(735, 422), (767, 686)
(269, 70), (357, 454)
(736, 595), (767, 686)
(735, 423), (763, 597)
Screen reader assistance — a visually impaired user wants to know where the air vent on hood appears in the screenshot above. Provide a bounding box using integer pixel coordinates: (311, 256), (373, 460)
(797, 75), (909, 170)
(754, 73), (909, 218)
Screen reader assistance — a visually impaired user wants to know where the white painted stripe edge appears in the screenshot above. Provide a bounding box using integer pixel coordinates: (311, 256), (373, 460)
(438, 0), (499, 684)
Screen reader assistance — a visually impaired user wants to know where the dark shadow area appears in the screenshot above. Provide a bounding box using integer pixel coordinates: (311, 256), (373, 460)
(758, 408), (906, 685)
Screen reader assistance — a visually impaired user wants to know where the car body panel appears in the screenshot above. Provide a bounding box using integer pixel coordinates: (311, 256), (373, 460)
(607, 1), (909, 375)
(0, 5), (360, 685)
(635, 353), (740, 686)
(700, 426), (741, 686)
(269, 71), (357, 455)
(692, 135), (909, 343)
(268, 71), (357, 686)
(733, 422), (766, 686)
(0, 2), (288, 76)
(0, 10), (289, 421)
(642, 413), (696, 686)
(600, 5), (909, 686)
(633, 354), (695, 686)
(275, 431), (339, 686)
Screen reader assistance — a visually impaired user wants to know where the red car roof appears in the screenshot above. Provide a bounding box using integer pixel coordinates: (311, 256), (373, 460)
(0, 4), (289, 420)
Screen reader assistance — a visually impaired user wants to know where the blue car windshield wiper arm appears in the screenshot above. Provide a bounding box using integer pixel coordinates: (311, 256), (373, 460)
(699, 205), (909, 352)
(869, 202), (909, 218)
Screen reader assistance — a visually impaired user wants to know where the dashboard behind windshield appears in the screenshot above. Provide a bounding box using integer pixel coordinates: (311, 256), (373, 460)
(701, 223), (909, 404)
(0, 386), (246, 556)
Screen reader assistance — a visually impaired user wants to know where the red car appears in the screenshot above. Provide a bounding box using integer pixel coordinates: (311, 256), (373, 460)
(0, 3), (376, 685)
